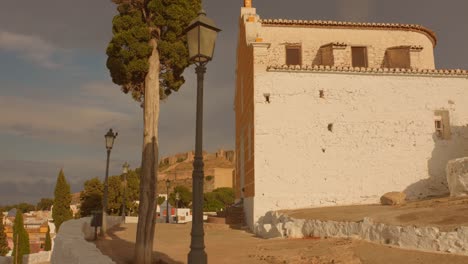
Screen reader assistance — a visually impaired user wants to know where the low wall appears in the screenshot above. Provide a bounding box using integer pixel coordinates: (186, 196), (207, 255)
(124, 216), (138, 224)
(23, 251), (51, 264)
(255, 211), (468, 255)
(0, 257), (11, 264)
(0, 251), (51, 264)
(51, 216), (122, 264)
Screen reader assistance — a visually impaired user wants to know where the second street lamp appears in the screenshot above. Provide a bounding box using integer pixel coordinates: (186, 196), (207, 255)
(102, 128), (118, 236)
(175, 192), (180, 224)
(165, 179), (171, 224)
(184, 9), (221, 264)
(122, 162), (130, 221)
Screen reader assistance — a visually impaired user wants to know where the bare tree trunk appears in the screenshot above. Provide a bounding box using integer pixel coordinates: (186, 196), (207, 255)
(135, 37), (160, 264)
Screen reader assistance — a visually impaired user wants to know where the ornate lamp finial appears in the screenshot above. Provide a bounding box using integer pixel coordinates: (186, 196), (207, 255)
(245, 0), (252, 8)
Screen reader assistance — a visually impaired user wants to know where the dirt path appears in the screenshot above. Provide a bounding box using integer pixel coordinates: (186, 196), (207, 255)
(95, 223), (468, 264)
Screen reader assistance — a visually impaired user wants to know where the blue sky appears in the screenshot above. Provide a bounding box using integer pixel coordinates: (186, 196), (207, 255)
(1, 0), (468, 204)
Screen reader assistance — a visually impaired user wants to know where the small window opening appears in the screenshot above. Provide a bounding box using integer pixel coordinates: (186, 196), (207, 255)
(434, 119), (443, 138)
(319, 90), (324, 98)
(322, 148), (326, 153)
(264, 93), (270, 103)
(434, 110), (451, 140)
(328, 123), (333, 132)
(286, 45), (302, 66)
(351, 47), (368, 68)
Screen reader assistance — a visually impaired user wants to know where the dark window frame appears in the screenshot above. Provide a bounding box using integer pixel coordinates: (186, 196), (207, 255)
(351, 46), (368, 68)
(285, 45), (302, 66)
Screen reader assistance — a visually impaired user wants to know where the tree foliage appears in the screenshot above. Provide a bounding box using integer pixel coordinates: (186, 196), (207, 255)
(107, 1), (201, 262)
(36, 198), (54, 211)
(107, 175), (124, 215)
(44, 226), (51, 251)
(168, 185), (192, 208)
(79, 177), (103, 217)
(11, 211), (29, 264)
(107, 0), (201, 102)
(0, 203), (35, 214)
(0, 211), (9, 256)
(52, 169), (73, 232)
(203, 188), (235, 212)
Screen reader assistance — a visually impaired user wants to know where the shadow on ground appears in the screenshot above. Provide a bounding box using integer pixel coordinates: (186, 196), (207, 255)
(95, 225), (183, 264)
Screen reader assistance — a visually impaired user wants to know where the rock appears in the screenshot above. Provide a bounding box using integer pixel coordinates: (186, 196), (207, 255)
(380, 192), (406, 205)
(446, 157), (468, 197)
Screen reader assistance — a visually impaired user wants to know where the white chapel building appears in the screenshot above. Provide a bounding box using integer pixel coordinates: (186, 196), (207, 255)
(234, 1), (468, 229)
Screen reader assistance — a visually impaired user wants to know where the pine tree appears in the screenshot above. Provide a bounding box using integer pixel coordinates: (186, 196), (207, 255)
(11, 211), (29, 264)
(52, 169), (73, 232)
(0, 212), (9, 256)
(44, 226), (51, 251)
(107, 1), (200, 262)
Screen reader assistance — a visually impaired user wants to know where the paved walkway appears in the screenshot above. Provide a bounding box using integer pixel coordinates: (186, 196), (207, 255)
(95, 222), (468, 264)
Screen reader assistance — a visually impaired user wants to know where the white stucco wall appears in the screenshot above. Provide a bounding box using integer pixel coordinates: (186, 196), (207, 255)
(251, 71), (468, 225)
(51, 216), (122, 264)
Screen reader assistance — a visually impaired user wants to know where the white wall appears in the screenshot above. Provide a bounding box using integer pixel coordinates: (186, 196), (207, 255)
(0, 257), (11, 264)
(23, 251), (51, 264)
(252, 71), (468, 225)
(51, 216), (122, 264)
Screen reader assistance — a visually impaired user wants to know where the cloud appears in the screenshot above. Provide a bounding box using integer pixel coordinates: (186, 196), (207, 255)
(336, 0), (376, 22)
(0, 30), (64, 69)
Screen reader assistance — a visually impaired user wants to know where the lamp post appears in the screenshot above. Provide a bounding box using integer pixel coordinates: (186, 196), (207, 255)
(184, 9), (221, 264)
(122, 162), (130, 221)
(165, 179), (171, 223)
(175, 192), (180, 224)
(102, 128), (118, 236)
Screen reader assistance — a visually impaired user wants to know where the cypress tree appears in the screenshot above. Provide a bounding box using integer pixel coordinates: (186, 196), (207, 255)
(12, 211), (29, 264)
(44, 225), (51, 251)
(0, 212), (9, 256)
(107, 1), (200, 262)
(52, 169), (73, 232)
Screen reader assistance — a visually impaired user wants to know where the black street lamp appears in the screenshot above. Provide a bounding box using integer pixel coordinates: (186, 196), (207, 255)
(184, 9), (221, 264)
(175, 192), (180, 224)
(122, 162), (130, 221)
(165, 179), (171, 224)
(102, 128), (118, 236)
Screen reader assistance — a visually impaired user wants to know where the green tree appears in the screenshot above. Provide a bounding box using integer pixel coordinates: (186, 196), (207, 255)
(15, 203), (35, 214)
(0, 211), (9, 256)
(79, 178), (103, 217)
(107, 2), (200, 261)
(52, 169), (73, 232)
(203, 188), (235, 212)
(168, 185), (192, 208)
(157, 196), (165, 206)
(124, 169), (140, 216)
(36, 198), (54, 211)
(107, 175), (124, 215)
(11, 211), (29, 264)
(44, 226), (51, 251)
(203, 192), (224, 212)
(212, 187), (235, 206)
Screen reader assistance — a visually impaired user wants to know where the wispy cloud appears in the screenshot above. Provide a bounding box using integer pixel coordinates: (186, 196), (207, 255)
(336, 0), (376, 22)
(0, 30), (63, 69)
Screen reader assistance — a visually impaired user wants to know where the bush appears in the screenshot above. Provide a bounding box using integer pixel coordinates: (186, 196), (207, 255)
(205, 175), (214, 181)
(203, 187), (235, 212)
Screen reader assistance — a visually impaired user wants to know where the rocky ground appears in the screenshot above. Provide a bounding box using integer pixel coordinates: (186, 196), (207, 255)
(95, 222), (468, 264)
(281, 195), (468, 232)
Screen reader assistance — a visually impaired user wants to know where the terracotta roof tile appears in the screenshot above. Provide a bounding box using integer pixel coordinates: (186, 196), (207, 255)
(259, 19), (437, 46)
(267, 65), (468, 77)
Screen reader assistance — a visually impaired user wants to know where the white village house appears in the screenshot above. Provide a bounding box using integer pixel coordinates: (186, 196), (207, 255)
(234, 1), (468, 230)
